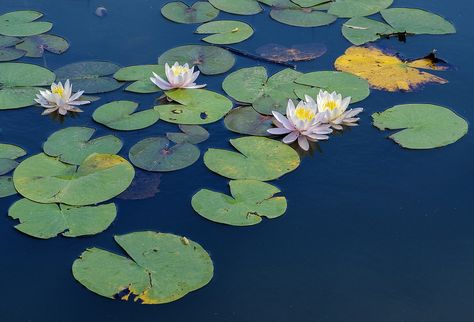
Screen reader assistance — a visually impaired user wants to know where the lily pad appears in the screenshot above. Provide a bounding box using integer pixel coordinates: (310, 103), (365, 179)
(0, 11), (52, 37)
(158, 45), (235, 75)
(113, 64), (165, 93)
(204, 136), (300, 181)
(342, 17), (395, 45)
(224, 106), (273, 136)
(192, 180), (287, 226)
(43, 127), (123, 165)
(55, 61), (122, 94)
(72, 231), (214, 304)
(129, 137), (200, 172)
(13, 153), (134, 206)
(161, 2), (219, 24)
(381, 8), (456, 35)
(208, 0), (262, 15)
(372, 104), (468, 149)
(93, 101), (160, 131)
(295, 70), (370, 103)
(166, 125), (209, 144)
(0, 36), (25, 61)
(9, 199), (116, 239)
(0, 62), (55, 109)
(256, 42), (326, 63)
(0, 143), (26, 175)
(155, 89), (233, 124)
(15, 34), (69, 57)
(269, 2), (337, 27)
(0, 176), (16, 197)
(328, 0), (393, 18)
(118, 170), (161, 200)
(196, 20), (253, 45)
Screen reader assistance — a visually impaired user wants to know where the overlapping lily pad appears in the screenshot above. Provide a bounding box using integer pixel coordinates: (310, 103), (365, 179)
(208, 0), (262, 15)
(72, 231), (214, 304)
(93, 101), (160, 131)
(43, 127), (123, 165)
(0, 36), (24, 61)
(9, 199), (117, 239)
(0, 176), (16, 197)
(267, 0), (337, 27)
(196, 20), (253, 44)
(13, 153), (134, 206)
(342, 17), (395, 45)
(381, 8), (456, 35)
(328, 0), (393, 18)
(155, 89), (233, 124)
(0, 143), (26, 175)
(0, 11), (52, 37)
(15, 34), (69, 57)
(256, 42), (326, 63)
(162, 1), (219, 24)
(158, 45), (235, 75)
(204, 136), (300, 181)
(118, 170), (161, 200)
(372, 104), (468, 149)
(290, 0), (328, 7)
(129, 137), (200, 172)
(224, 106), (273, 136)
(192, 180), (287, 226)
(166, 125), (209, 144)
(113, 64), (165, 93)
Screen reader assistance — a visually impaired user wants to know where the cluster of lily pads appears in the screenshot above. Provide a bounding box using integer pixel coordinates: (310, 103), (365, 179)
(0, 0), (469, 305)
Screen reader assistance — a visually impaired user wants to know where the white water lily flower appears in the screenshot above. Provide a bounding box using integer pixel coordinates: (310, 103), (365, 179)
(316, 90), (363, 130)
(267, 96), (332, 151)
(150, 62), (206, 90)
(35, 80), (90, 115)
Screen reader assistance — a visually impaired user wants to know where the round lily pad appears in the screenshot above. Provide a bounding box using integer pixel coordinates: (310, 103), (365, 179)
(72, 231), (214, 304)
(196, 20), (253, 44)
(204, 136), (300, 181)
(9, 199), (117, 239)
(43, 127), (123, 165)
(55, 61), (122, 94)
(158, 45), (235, 75)
(93, 101), (160, 131)
(0, 176), (16, 197)
(15, 34), (69, 57)
(0, 11), (52, 37)
(208, 0), (262, 15)
(342, 17), (395, 45)
(13, 153), (135, 206)
(0, 143), (26, 175)
(372, 104), (468, 149)
(328, 0), (393, 18)
(129, 137), (200, 172)
(270, 5), (337, 27)
(166, 125), (209, 144)
(224, 106), (273, 136)
(192, 180), (287, 226)
(381, 8), (456, 35)
(155, 89), (233, 125)
(161, 2), (219, 24)
(113, 64), (165, 93)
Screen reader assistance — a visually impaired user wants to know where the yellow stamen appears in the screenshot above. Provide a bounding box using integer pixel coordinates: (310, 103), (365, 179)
(324, 100), (338, 111)
(295, 107), (315, 121)
(171, 65), (189, 76)
(52, 86), (64, 97)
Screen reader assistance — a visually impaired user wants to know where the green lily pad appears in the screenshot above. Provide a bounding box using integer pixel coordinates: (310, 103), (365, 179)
(196, 20), (253, 45)
(0, 176), (16, 197)
(204, 136), (300, 181)
(15, 34), (69, 57)
(0, 11), (52, 37)
(43, 127), (123, 165)
(113, 64), (165, 93)
(13, 153), (134, 206)
(208, 0), (262, 15)
(0, 143), (26, 175)
(158, 45), (235, 75)
(290, 0), (328, 7)
(166, 125), (209, 144)
(0, 36), (25, 61)
(224, 106), (273, 136)
(381, 8), (456, 35)
(0, 62), (55, 109)
(161, 1), (219, 24)
(129, 137), (200, 172)
(372, 104), (468, 149)
(269, 2), (337, 27)
(93, 101), (160, 131)
(9, 199), (116, 239)
(155, 89), (233, 125)
(55, 61), (122, 94)
(192, 180), (287, 226)
(72, 231), (214, 304)
(342, 17), (395, 45)
(295, 71), (370, 103)
(328, 0), (393, 18)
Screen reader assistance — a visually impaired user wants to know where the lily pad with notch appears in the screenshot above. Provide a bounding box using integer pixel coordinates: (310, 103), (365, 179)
(265, 0), (337, 27)
(0, 35), (24, 61)
(0, 143), (26, 175)
(0, 11), (52, 37)
(166, 125), (209, 144)
(93, 101), (160, 131)
(196, 20), (254, 45)
(208, 0), (262, 15)
(342, 17), (395, 45)
(113, 64), (166, 93)
(328, 0), (393, 18)
(15, 34), (69, 58)
(381, 8), (456, 35)
(224, 106), (273, 136)
(161, 1), (219, 24)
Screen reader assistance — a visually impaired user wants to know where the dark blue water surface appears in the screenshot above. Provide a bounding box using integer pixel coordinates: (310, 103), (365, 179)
(1, 0), (473, 321)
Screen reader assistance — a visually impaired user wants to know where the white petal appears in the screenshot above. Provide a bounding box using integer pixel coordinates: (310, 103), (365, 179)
(298, 135), (309, 151)
(282, 131), (299, 144)
(267, 127), (292, 135)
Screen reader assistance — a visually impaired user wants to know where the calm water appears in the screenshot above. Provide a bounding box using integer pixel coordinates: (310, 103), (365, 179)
(1, 0), (473, 321)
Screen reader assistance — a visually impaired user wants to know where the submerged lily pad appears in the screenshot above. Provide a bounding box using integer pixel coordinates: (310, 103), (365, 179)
(372, 104), (468, 149)
(118, 170), (161, 200)
(224, 106), (273, 136)
(129, 137), (200, 172)
(43, 127), (123, 165)
(0, 176), (16, 197)
(208, 0), (262, 15)
(328, 0), (393, 18)
(269, 1), (337, 27)
(204, 136), (300, 181)
(72, 231), (214, 304)
(192, 180), (287, 226)
(155, 89), (233, 124)
(381, 8), (456, 35)
(166, 125), (209, 144)
(158, 45), (235, 75)
(256, 42), (326, 63)
(0, 62), (55, 109)
(161, 2), (219, 24)
(15, 34), (69, 57)
(113, 64), (165, 93)
(342, 17), (395, 45)
(9, 199), (117, 239)
(14, 153), (134, 206)
(93, 101), (160, 131)
(196, 20), (253, 44)
(0, 11), (52, 37)
(55, 61), (122, 94)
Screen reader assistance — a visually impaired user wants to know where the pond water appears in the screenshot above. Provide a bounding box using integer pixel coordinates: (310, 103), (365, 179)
(0, 0), (473, 321)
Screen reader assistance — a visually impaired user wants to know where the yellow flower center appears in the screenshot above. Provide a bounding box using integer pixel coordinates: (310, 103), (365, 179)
(295, 107), (315, 121)
(171, 65), (189, 76)
(324, 100), (338, 111)
(52, 86), (64, 97)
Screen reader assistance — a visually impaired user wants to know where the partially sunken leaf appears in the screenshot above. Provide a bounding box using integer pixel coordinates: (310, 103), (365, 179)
(16, 34), (69, 57)
(208, 0), (262, 15)
(113, 64), (165, 93)
(269, 2), (337, 27)
(166, 125), (209, 144)
(93, 101), (160, 131)
(192, 180), (287, 226)
(224, 106), (273, 136)
(129, 137), (200, 172)
(0, 176), (16, 197)
(118, 170), (161, 200)
(43, 127), (123, 165)
(256, 43), (326, 63)
(334, 46), (448, 92)
(372, 104), (468, 149)
(72, 231), (214, 304)
(342, 17), (395, 45)
(204, 136), (300, 181)
(381, 8), (456, 35)
(0, 143), (26, 175)
(9, 199), (116, 239)
(196, 20), (254, 45)
(161, 1), (219, 24)
(13, 153), (134, 206)
(0, 11), (52, 37)
(328, 0), (393, 18)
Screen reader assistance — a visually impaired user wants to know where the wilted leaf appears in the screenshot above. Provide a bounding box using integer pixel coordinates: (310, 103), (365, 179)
(196, 20), (253, 45)
(166, 125), (209, 144)
(208, 0), (262, 15)
(93, 101), (160, 131)
(381, 8), (456, 35)
(16, 34), (69, 57)
(161, 1), (219, 24)
(224, 106), (273, 136)
(256, 42), (326, 63)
